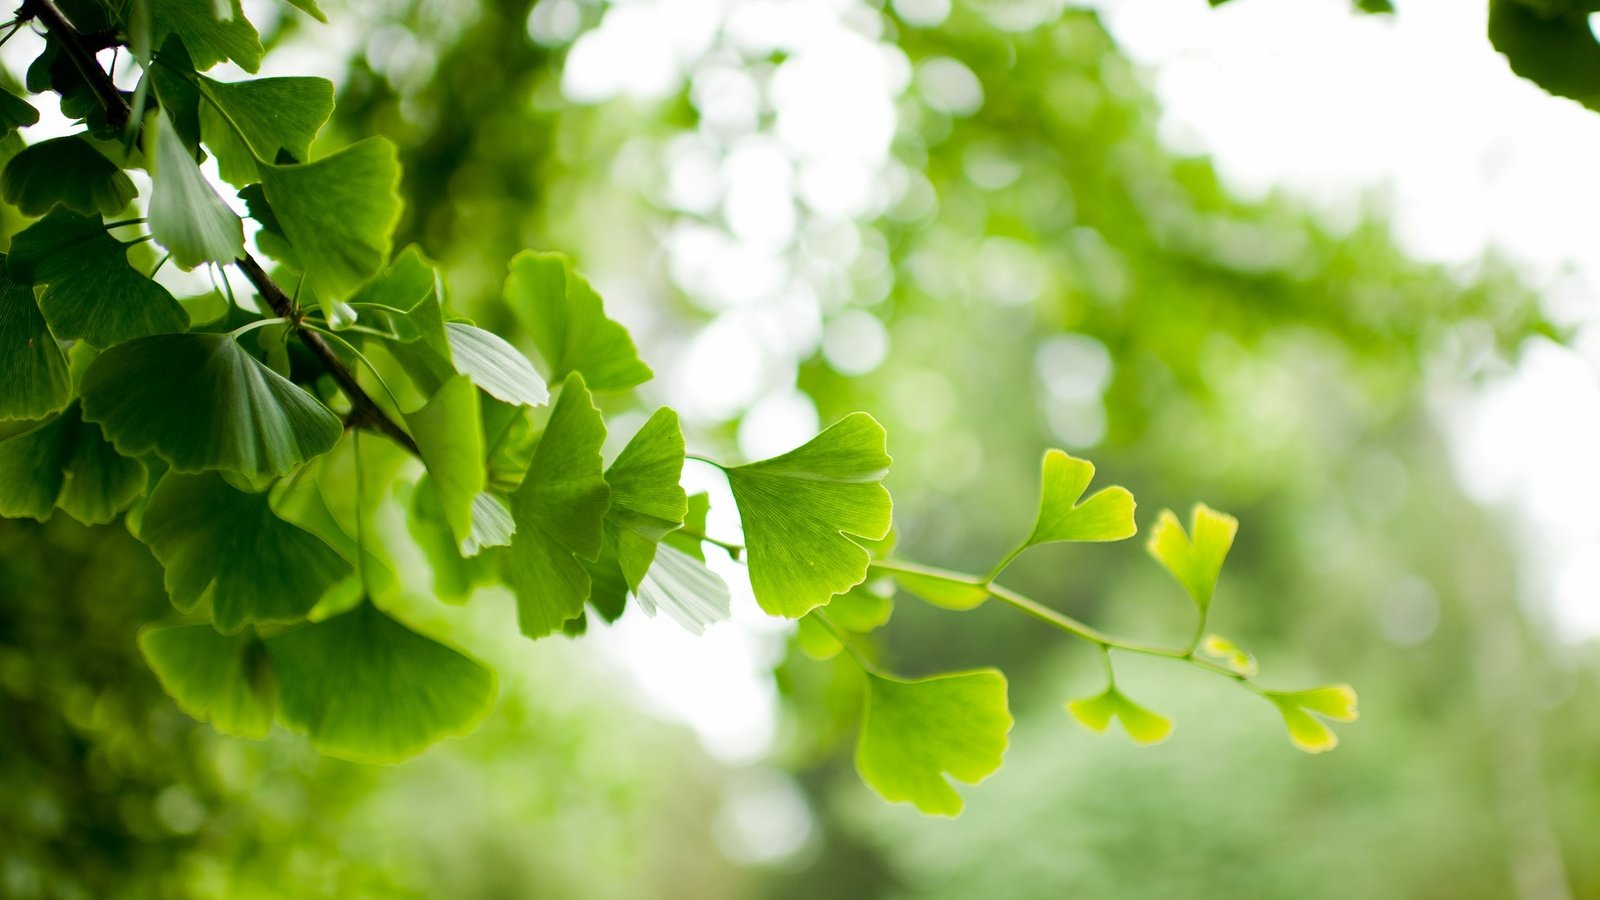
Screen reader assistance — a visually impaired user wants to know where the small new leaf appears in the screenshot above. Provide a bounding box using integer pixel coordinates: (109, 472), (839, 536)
(1199, 634), (1258, 677)
(1147, 503), (1238, 615)
(1265, 685), (1359, 754)
(505, 251), (652, 391)
(140, 473), (353, 632)
(1066, 686), (1174, 746)
(856, 670), (1012, 817)
(140, 623), (278, 739)
(81, 333), (342, 478)
(265, 602), (496, 763)
(1023, 450), (1136, 546)
(726, 413), (893, 618)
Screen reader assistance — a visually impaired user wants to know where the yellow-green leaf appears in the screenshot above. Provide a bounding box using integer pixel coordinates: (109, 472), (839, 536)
(856, 669), (1012, 817)
(1146, 503), (1238, 614)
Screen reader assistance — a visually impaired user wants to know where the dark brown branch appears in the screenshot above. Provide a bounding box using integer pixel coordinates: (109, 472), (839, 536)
(23, 1), (420, 457)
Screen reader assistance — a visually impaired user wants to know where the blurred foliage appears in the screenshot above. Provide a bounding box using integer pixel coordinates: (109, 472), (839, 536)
(5, 0), (1600, 897)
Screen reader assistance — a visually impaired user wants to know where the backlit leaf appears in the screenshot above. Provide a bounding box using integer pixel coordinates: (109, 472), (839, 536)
(81, 332), (342, 478)
(140, 623), (277, 739)
(604, 407), (687, 588)
(266, 601), (496, 763)
(152, 0), (263, 72)
(504, 251), (652, 391)
(1265, 685), (1359, 754)
(146, 112), (244, 268)
(0, 88), (39, 135)
(503, 373), (610, 638)
(1146, 503), (1238, 615)
(1066, 686), (1174, 746)
(726, 413), (893, 618)
(856, 669), (1011, 816)
(1489, 0), (1600, 111)
(1021, 450), (1136, 546)
(634, 542), (731, 635)
(140, 472), (352, 631)
(0, 255), (71, 420)
(198, 74), (334, 186)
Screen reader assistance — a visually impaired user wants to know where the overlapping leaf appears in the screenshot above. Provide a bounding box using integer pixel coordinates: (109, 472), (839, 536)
(151, 0), (263, 72)
(198, 74), (334, 186)
(0, 255), (70, 420)
(503, 374), (610, 638)
(139, 473), (352, 631)
(265, 601), (496, 763)
(445, 322), (549, 407)
(798, 586), (893, 659)
(1, 135), (135, 217)
(634, 543), (731, 634)
(140, 623), (278, 739)
(856, 670), (1012, 816)
(504, 251), (651, 390)
(406, 375), (487, 553)
(726, 413), (893, 618)
(0, 403), (145, 524)
(147, 111), (244, 268)
(885, 561), (989, 611)
(81, 333), (342, 478)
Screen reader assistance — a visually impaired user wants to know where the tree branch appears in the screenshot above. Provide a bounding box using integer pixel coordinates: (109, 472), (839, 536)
(22, 0), (421, 457)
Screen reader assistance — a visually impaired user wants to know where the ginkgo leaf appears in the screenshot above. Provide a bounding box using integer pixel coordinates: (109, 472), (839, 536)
(1199, 634), (1258, 677)
(146, 111), (244, 268)
(635, 542), (731, 635)
(1022, 450), (1136, 546)
(465, 492), (515, 555)
(604, 408), (687, 588)
(0, 403), (146, 524)
(0, 255), (71, 421)
(504, 373), (610, 638)
(152, 0), (263, 72)
(140, 623), (278, 739)
(81, 333), (342, 478)
(1265, 685), (1359, 754)
(265, 601), (496, 763)
(884, 561), (989, 611)
(197, 74), (334, 186)
(9, 210), (189, 347)
(662, 492), (713, 561)
(504, 251), (652, 391)
(279, 0), (327, 22)
(352, 246), (446, 351)
(726, 412), (893, 618)
(855, 669), (1012, 817)
(1489, 0), (1600, 112)
(445, 322), (549, 407)
(1147, 503), (1239, 615)
(407, 476), (496, 603)
(406, 375), (485, 553)
(271, 459), (399, 604)
(798, 586), (894, 659)
(1, 135), (136, 217)
(0, 88), (39, 135)
(1066, 686), (1174, 746)
(140, 472), (352, 632)
(260, 137), (402, 305)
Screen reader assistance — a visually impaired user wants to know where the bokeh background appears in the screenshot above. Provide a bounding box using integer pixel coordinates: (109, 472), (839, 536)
(5, 0), (1600, 897)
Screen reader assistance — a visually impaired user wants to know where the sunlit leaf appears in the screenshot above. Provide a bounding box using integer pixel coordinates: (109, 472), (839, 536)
(260, 137), (401, 305)
(146, 112), (244, 268)
(0, 255), (71, 421)
(1265, 685), (1359, 754)
(635, 543), (731, 635)
(1, 135), (135, 217)
(265, 601), (496, 763)
(504, 251), (652, 391)
(1199, 634), (1258, 677)
(0, 403), (145, 524)
(81, 333), (342, 478)
(140, 472), (352, 631)
(504, 373), (610, 638)
(1146, 503), (1238, 615)
(198, 74), (334, 186)
(152, 0), (263, 72)
(140, 623), (277, 739)
(726, 413), (893, 618)
(856, 669), (1012, 817)
(1066, 686), (1174, 746)
(10, 210), (189, 347)
(1021, 449), (1136, 547)
(604, 407), (687, 588)
(445, 322), (549, 407)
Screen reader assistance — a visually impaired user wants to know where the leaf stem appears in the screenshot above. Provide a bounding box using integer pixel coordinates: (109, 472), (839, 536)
(684, 453), (726, 469)
(675, 526), (744, 558)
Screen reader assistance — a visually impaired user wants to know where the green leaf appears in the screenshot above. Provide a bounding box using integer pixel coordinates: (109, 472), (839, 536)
(726, 413), (893, 618)
(406, 375), (487, 554)
(634, 542), (731, 634)
(198, 75), (334, 186)
(1021, 450), (1136, 546)
(604, 408), (687, 588)
(140, 472), (352, 631)
(1489, 0), (1600, 111)
(855, 669), (1012, 817)
(407, 476), (496, 603)
(152, 0), (263, 72)
(2, 135), (136, 217)
(1146, 503), (1238, 615)
(140, 623), (277, 739)
(1066, 686), (1174, 746)
(0, 255), (71, 421)
(0, 403), (146, 524)
(279, 0), (327, 22)
(260, 137), (402, 306)
(0, 88), (39, 136)
(887, 561), (990, 611)
(798, 586), (893, 659)
(146, 112), (244, 268)
(81, 332), (342, 478)
(504, 374), (611, 638)
(445, 322), (549, 407)
(1265, 685), (1359, 754)
(663, 492), (713, 561)
(504, 251), (652, 391)
(10, 210), (189, 346)
(1199, 634), (1258, 677)
(352, 246), (445, 351)
(265, 601), (496, 763)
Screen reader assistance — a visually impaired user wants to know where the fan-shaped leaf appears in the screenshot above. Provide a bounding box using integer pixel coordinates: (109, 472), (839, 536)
(856, 670), (1011, 817)
(0, 88), (39, 136)
(1022, 449), (1136, 546)
(0, 255), (70, 420)
(1, 135), (135, 217)
(726, 412), (893, 618)
(140, 623), (278, 739)
(1066, 686), (1174, 746)
(504, 373), (610, 638)
(81, 332), (342, 478)
(139, 472), (352, 631)
(152, 0), (263, 72)
(0, 403), (146, 524)
(265, 601), (496, 763)
(147, 111), (244, 268)
(1265, 685), (1359, 753)
(198, 74), (334, 186)
(1147, 503), (1238, 615)
(505, 251), (652, 391)
(885, 561), (989, 611)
